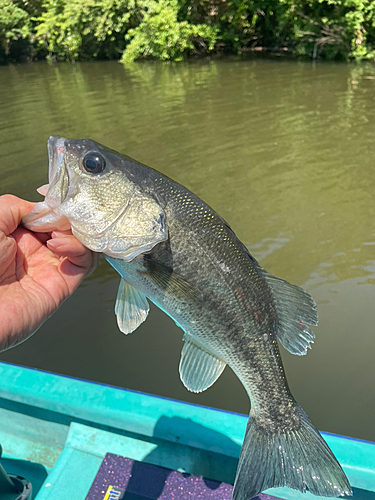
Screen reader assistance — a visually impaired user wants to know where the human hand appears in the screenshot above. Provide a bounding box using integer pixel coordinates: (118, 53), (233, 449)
(0, 194), (99, 352)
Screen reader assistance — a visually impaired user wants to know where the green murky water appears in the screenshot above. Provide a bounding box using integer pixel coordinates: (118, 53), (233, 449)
(1, 59), (374, 441)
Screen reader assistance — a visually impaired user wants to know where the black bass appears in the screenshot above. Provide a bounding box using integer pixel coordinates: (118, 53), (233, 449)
(23, 137), (352, 500)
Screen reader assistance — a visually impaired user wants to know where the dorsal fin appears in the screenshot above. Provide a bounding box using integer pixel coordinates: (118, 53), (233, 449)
(179, 333), (226, 393)
(115, 278), (149, 334)
(261, 270), (318, 356)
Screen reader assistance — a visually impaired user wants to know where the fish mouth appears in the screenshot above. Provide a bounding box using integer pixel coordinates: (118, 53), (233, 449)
(22, 136), (71, 232)
(47, 136), (65, 185)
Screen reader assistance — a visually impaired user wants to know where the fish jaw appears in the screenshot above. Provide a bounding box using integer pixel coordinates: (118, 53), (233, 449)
(22, 136), (71, 232)
(47, 135), (65, 184)
(22, 200), (71, 232)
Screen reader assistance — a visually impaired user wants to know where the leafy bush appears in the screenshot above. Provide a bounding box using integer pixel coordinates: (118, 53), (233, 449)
(0, 0), (31, 59)
(122, 0), (218, 62)
(35, 0), (135, 60)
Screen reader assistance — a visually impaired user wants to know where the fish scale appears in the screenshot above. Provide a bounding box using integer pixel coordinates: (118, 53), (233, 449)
(154, 180), (282, 396)
(22, 136), (352, 500)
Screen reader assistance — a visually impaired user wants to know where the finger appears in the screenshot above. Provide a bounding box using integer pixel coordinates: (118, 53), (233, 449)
(51, 230), (73, 237)
(0, 232), (16, 275)
(0, 195), (36, 236)
(47, 235), (97, 270)
(32, 230), (70, 245)
(12, 226), (48, 261)
(58, 252), (99, 295)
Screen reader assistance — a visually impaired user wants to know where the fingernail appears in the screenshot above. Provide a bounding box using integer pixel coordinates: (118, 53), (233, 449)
(47, 238), (66, 250)
(52, 231), (66, 238)
(47, 239), (57, 249)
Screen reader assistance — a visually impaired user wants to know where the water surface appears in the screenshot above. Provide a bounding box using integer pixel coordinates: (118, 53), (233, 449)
(0, 59), (374, 441)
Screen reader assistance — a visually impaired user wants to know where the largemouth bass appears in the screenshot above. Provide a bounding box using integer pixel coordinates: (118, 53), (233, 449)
(23, 137), (352, 500)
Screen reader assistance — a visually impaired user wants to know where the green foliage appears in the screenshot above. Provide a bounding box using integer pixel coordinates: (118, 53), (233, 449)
(279, 0), (375, 60)
(0, 0), (31, 57)
(35, 0), (134, 60)
(122, 0), (218, 62)
(1, 0), (375, 63)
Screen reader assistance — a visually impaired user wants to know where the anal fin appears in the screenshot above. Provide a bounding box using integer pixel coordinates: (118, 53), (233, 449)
(179, 333), (226, 393)
(115, 278), (149, 334)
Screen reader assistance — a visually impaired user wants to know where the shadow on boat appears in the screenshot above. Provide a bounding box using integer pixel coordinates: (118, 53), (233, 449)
(109, 415), (239, 500)
(137, 414), (239, 485)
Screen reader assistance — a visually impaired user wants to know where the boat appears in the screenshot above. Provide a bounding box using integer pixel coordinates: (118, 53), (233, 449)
(0, 360), (374, 500)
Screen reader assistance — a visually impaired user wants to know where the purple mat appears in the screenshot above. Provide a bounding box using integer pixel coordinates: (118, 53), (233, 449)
(85, 453), (280, 500)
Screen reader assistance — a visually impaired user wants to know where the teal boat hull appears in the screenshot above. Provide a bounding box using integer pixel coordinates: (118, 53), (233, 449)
(0, 361), (374, 499)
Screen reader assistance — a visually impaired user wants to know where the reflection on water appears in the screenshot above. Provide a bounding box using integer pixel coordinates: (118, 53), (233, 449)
(0, 59), (374, 441)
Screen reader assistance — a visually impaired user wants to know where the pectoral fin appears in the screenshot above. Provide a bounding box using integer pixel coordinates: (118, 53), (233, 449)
(115, 278), (149, 334)
(262, 270), (318, 356)
(179, 333), (226, 393)
(141, 262), (201, 303)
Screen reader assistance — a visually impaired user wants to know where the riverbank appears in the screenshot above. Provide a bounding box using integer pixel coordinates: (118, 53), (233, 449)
(2, 0), (375, 65)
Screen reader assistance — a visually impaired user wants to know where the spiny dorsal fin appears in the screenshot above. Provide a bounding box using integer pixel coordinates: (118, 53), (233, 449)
(261, 270), (318, 356)
(179, 333), (226, 393)
(115, 278), (149, 334)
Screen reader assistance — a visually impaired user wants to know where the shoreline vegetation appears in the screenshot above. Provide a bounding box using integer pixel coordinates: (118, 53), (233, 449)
(1, 0), (375, 64)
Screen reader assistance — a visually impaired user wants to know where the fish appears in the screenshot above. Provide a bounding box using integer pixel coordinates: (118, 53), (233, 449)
(23, 136), (352, 500)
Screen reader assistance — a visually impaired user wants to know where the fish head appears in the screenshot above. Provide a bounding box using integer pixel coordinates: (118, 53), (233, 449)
(22, 136), (168, 261)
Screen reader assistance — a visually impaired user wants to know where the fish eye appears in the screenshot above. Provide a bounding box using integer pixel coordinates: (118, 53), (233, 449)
(82, 152), (106, 174)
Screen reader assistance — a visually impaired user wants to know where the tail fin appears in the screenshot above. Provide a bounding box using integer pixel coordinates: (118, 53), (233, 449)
(233, 404), (352, 500)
